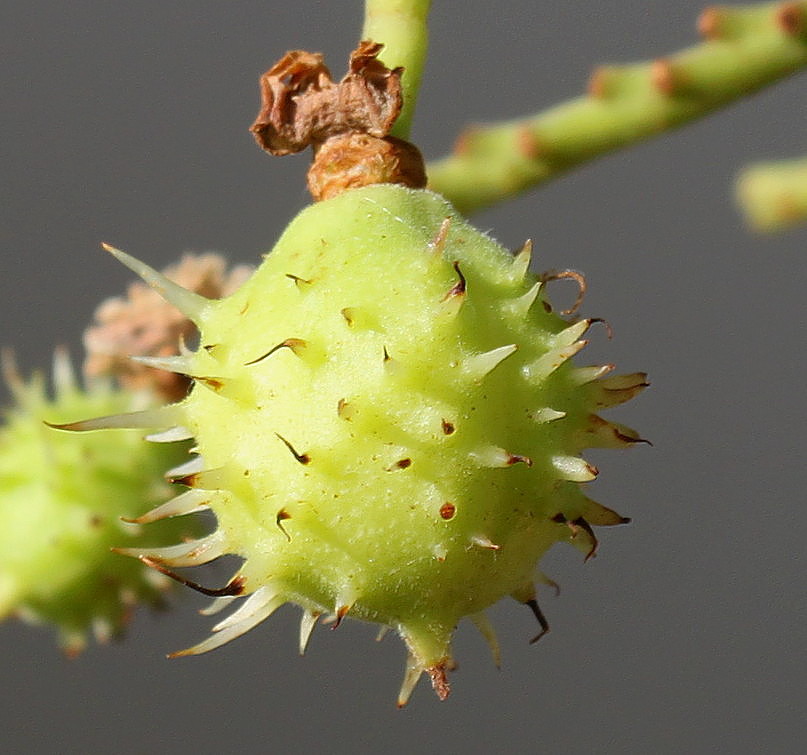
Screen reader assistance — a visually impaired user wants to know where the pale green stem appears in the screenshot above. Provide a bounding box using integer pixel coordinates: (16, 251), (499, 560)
(427, 1), (807, 215)
(736, 155), (807, 231)
(362, 0), (431, 139)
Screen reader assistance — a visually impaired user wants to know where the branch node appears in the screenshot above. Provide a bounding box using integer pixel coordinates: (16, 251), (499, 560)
(697, 7), (724, 40)
(651, 58), (678, 96)
(776, 3), (806, 37)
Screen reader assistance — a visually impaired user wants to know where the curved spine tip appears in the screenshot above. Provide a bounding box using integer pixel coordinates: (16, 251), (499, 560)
(136, 557), (245, 597)
(299, 609), (321, 655)
(244, 338), (307, 366)
(525, 598), (550, 644)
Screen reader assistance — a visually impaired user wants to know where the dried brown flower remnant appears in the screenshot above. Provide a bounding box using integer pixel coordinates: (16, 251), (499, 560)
(250, 41), (426, 199)
(84, 253), (252, 401)
(251, 41), (402, 154)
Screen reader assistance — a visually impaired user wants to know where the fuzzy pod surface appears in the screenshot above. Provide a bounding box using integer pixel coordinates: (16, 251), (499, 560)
(0, 352), (195, 653)
(104, 184), (647, 704)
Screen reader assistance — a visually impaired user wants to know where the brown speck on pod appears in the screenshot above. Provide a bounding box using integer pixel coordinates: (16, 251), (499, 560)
(391, 458), (412, 470)
(337, 398), (356, 420)
(441, 419), (455, 435)
(276, 509), (292, 542)
(245, 338), (307, 366)
(506, 452), (532, 467)
(340, 307), (355, 326)
(239, 301), (250, 315)
(275, 433), (311, 465)
(194, 376), (226, 392)
(170, 472), (200, 488)
(439, 502), (456, 520)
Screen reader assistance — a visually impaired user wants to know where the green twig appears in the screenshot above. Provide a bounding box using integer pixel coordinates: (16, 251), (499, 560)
(427, 2), (807, 215)
(736, 155), (807, 230)
(362, 0), (432, 140)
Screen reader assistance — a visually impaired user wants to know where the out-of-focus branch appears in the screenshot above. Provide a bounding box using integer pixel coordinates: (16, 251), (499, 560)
(427, 2), (807, 215)
(362, 0), (432, 139)
(736, 156), (807, 230)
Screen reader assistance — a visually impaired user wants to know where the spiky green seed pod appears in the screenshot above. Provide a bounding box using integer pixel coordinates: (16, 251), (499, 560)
(98, 184), (646, 704)
(0, 351), (195, 654)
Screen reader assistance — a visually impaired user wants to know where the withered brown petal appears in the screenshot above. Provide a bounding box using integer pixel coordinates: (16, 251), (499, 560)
(250, 40), (403, 156)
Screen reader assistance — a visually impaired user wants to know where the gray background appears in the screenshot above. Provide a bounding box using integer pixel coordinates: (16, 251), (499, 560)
(2, 1), (805, 752)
